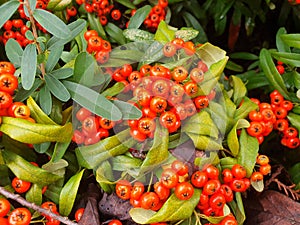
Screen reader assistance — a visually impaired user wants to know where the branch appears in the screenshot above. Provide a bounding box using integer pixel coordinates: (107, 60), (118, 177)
(0, 186), (78, 225)
(23, 0), (46, 78)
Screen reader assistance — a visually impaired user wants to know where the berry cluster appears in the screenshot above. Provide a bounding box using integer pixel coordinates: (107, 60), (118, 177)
(114, 156), (270, 225)
(110, 54), (213, 141)
(140, 0), (168, 32)
(163, 38), (198, 57)
(72, 107), (117, 146)
(76, 0), (121, 26)
(247, 90), (299, 148)
(84, 30), (112, 64)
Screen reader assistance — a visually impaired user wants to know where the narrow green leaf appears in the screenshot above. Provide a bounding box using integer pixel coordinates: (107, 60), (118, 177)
(23, 0), (37, 18)
(47, 0), (72, 11)
(113, 99), (142, 120)
(63, 81), (122, 121)
(259, 48), (290, 99)
(0, 117), (73, 144)
(154, 20), (176, 43)
(128, 5), (152, 29)
(105, 22), (126, 45)
(231, 75), (247, 105)
(287, 112), (300, 135)
(234, 97), (259, 122)
(59, 170), (84, 216)
(140, 123), (170, 174)
(87, 13), (107, 40)
(229, 52), (258, 60)
(50, 68), (73, 80)
(46, 45), (64, 72)
(2, 149), (62, 187)
(27, 96), (57, 125)
(33, 9), (71, 39)
(39, 85), (52, 115)
(21, 44), (37, 90)
(289, 162), (300, 189)
(196, 42), (227, 68)
(280, 34), (300, 49)
(0, 0), (19, 29)
(276, 27), (290, 53)
(33, 142), (51, 154)
(45, 74), (70, 102)
(95, 161), (115, 193)
(5, 38), (23, 67)
(130, 188), (201, 224)
(175, 28), (199, 42)
(225, 60), (244, 72)
(237, 129), (259, 177)
(187, 133), (223, 151)
(271, 52), (300, 67)
(123, 29), (154, 41)
(114, 0), (135, 9)
(25, 183), (43, 206)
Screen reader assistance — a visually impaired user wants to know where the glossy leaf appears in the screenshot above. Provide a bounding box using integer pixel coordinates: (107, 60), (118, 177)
(259, 48), (290, 99)
(289, 162), (300, 189)
(47, 0), (72, 11)
(139, 123), (169, 173)
(33, 9), (71, 39)
(5, 38), (23, 67)
(123, 29), (154, 41)
(225, 60), (244, 72)
(227, 119), (250, 157)
(182, 110), (219, 139)
(271, 52), (300, 67)
(114, 0), (135, 9)
(23, 0), (36, 20)
(102, 82), (125, 97)
(33, 142), (51, 154)
(39, 85), (52, 115)
(21, 44), (37, 90)
(50, 68), (73, 80)
(95, 161), (115, 194)
(234, 97), (258, 121)
(280, 34), (300, 49)
(87, 13), (107, 40)
(109, 48), (145, 62)
(130, 188), (201, 224)
(72, 52), (97, 87)
(251, 180), (264, 192)
(182, 11), (207, 43)
(276, 27), (290, 53)
(50, 141), (71, 163)
(229, 52), (258, 60)
(128, 5), (152, 29)
(0, 0), (19, 29)
(287, 112), (300, 133)
(229, 192), (246, 224)
(154, 21), (176, 43)
(105, 22), (126, 45)
(45, 74), (70, 102)
(220, 157), (238, 170)
(46, 45), (64, 72)
(140, 41), (164, 66)
(59, 169), (84, 216)
(75, 129), (134, 169)
(196, 42), (227, 68)
(237, 129), (259, 177)
(63, 80), (122, 121)
(42, 159), (68, 177)
(25, 184), (43, 206)
(187, 132), (223, 151)
(231, 75), (247, 105)
(0, 117), (73, 144)
(113, 99), (142, 120)
(2, 149), (62, 187)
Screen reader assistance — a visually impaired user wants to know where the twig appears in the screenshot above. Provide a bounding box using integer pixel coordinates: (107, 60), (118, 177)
(274, 179), (300, 201)
(0, 186), (78, 225)
(23, 0), (46, 78)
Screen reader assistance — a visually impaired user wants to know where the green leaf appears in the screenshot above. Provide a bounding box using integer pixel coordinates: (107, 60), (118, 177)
(50, 68), (73, 80)
(227, 119), (250, 157)
(182, 110), (219, 139)
(114, 0), (135, 9)
(276, 27), (290, 53)
(225, 60), (244, 73)
(14, 78), (43, 102)
(95, 161), (115, 193)
(2, 149), (62, 187)
(75, 129), (135, 169)
(130, 188), (201, 224)
(5, 38), (23, 67)
(0, 117), (73, 144)
(128, 5), (152, 29)
(228, 192), (246, 225)
(237, 129), (259, 177)
(105, 22), (126, 45)
(87, 13), (107, 40)
(154, 20), (176, 43)
(229, 52), (258, 60)
(251, 179), (264, 192)
(287, 112), (300, 135)
(139, 123), (169, 174)
(45, 74), (70, 102)
(123, 29), (154, 42)
(140, 41), (164, 66)
(39, 85), (52, 115)
(21, 44), (37, 90)
(175, 28), (199, 42)
(42, 159), (68, 177)
(33, 142), (51, 154)
(33, 9), (71, 39)
(196, 42), (227, 68)
(271, 52), (300, 67)
(0, 0), (19, 29)
(289, 162), (300, 189)
(25, 184), (43, 206)
(280, 34), (300, 49)
(59, 169), (84, 216)
(230, 75), (247, 105)
(72, 52), (97, 87)
(182, 11), (208, 43)
(23, 0), (37, 18)
(63, 81), (122, 121)
(259, 48), (290, 99)
(113, 99), (142, 120)
(186, 133), (223, 151)
(47, 0), (72, 11)
(45, 45), (64, 72)
(51, 141), (71, 163)
(234, 97), (259, 121)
